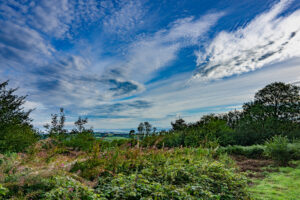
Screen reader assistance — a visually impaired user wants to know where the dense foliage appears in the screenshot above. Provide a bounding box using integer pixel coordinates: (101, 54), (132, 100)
(234, 82), (300, 145)
(218, 145), (266, 159)
(264, 135), (291, 165)
(139, 82), (300, 147)
(0, 81), (38, 153)
(0, 145), (251, 200)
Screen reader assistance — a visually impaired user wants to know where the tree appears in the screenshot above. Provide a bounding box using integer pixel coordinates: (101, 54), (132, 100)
(129, 129), (135, 139)
(152, 127), (157, 135)
(171, 118), (187, 131)
(144, 121), (152, 135)
(236, 82), (300, 145)
(220, 110), (242, 129)
(137, 122), (145, 135)
(254, 82), (300, 121)
(74, 116), (88, 133)
(44, 108), (67, 136)
(0, 80), (38, 152)
(0, 81), (32, 129)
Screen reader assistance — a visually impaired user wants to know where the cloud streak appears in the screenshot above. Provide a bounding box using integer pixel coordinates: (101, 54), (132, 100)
(194, 0), (300, 80)
(120, 12), (224, 82)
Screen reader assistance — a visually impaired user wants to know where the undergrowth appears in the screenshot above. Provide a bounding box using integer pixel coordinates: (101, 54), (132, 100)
(0, 141), (251, 200)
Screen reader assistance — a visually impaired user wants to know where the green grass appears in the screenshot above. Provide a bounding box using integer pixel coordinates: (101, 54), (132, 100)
(249, 161), (300, 200)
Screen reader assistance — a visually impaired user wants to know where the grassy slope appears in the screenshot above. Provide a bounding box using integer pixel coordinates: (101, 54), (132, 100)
(249, 162), (300, 200)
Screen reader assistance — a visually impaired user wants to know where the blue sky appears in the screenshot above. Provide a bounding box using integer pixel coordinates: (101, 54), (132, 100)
(1, 0), (300, 131)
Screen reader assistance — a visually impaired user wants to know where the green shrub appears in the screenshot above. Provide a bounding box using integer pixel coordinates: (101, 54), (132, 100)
(218, 145), (266, 159)
(95, 154), (250, 200)
(70, 148), (250, 199)
(265, 135), (291, 165)
(109, 138), (130, 147)
(64, 132), (96, 151)
(142, 119), (236, 148)
(3, 174), (99, 200)
(0, 125), (38, 153)
(0, 184), (8, 199)
(287, 142), (300, 160)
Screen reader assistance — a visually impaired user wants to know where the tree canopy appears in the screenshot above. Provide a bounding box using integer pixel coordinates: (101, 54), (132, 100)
(0, 81), (32, 129)
(0, 81), (37, 153)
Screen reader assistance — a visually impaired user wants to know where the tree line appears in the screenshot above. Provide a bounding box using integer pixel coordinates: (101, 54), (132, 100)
(0, 80), (300, 153)
(135, 82), (300, 147)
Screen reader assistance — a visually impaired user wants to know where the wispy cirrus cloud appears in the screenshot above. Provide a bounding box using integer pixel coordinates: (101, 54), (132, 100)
(116, 12), (224, 82)
(194, 0), (300, 80)
(0, 20), (54, 67)
(0, 0), (105, 71)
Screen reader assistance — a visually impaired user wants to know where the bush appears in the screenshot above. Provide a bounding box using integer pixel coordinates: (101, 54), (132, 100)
(265, 135), (291, 165)
(0, 184), (8, 199)
(141, 119), (236, 148)
(95, 151), (250, 200)
(0, 125), (38, 153)
(63, 132), (96, 152)
(287, 142), (300, 160)
(3, 174), (99, 200)
(218, 145), (266, 159)
(71, 148), (250, 199)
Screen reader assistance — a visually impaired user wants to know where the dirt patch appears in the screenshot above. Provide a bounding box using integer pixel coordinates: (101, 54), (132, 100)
(232, 155), (275, 178)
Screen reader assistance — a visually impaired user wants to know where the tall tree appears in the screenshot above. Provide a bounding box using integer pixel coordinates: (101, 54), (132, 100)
(74, 116), (88, 133)
(236, 82), (300, 145)
(152, 127), (157, 135)
(254, 82), (300, 121)
(137, 122), (145, 135)
(0, 81), (32, 129)
(144, 121), (152, 135)
(44, 108), (67, 136)
(171, 118), (187, 131)
(129, 129), (135, 139)
(0, 81), (37, 152)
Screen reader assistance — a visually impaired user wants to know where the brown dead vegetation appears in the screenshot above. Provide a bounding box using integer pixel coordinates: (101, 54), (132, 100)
(232, 155), (276, 178)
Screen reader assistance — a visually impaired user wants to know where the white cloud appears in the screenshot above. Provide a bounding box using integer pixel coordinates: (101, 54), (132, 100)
(23, 101), (46, 111)
(0, 20), (55, 67)
(103, 0), (146, 35)
(194, 0), (300, 80)
(121, 13), (224, 82)
(128, 58), (300, 128)
(29, 0), (73, 38)
(0, 0), (106, 40)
